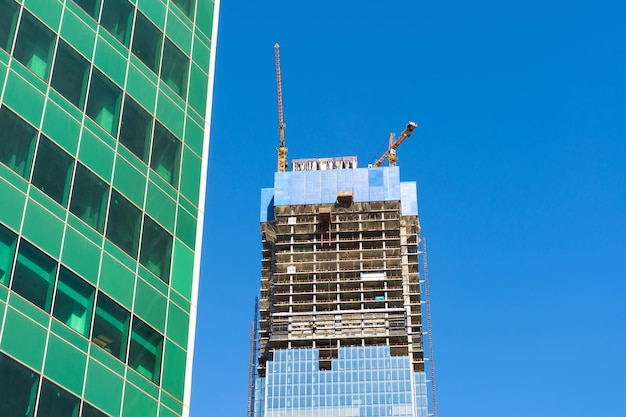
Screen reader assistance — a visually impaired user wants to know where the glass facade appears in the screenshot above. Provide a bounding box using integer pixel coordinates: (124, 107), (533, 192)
(254, 347), (428, 417)
(0, 0), (219, 416)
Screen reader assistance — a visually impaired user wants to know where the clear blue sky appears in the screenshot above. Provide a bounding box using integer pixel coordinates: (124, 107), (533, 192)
(191, 1), (626, 416)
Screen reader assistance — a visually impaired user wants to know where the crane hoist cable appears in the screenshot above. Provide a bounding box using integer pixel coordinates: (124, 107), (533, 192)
(275, 43), (287, 172)
(372, 121), (418, 167)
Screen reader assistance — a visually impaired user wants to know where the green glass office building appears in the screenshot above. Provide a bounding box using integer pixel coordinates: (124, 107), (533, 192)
(0, 0), (219, 416)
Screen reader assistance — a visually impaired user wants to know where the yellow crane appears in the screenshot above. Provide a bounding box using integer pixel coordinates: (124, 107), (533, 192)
(275, 44), (287, 172)
(372, 121), (418, 167)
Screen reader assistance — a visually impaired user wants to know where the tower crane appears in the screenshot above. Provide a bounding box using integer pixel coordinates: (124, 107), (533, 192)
(372, 121), (418, 167)
(275, 44), (287, 172)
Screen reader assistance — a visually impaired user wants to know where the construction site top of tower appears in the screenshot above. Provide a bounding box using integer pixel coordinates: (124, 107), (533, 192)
(291, 156), (358, 171)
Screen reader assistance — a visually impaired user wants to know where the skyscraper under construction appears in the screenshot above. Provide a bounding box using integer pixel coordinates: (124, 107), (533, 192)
(250, 155), (429, 417)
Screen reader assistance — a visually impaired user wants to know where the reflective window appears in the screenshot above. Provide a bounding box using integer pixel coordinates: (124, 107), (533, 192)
(106, 190), (141, 258)
(51, 40), (89, 108)
(82, 403), (109, 417)
(86, 70), (121, 136)
(73, 0), (100, 19)
(52, 266), (95, 336)
(0, 0), (19, 52)
(31, 136), (74, 206)
(129, 318), (163, 384)
(131, 12), (162, 73)
(11, 240), (56, 312)
(69, 164), (109, 232)
(119, 96), (152, 162)
(0, 105), (37, 178)
(139, 216), (172, 282)
(160, 38), (188, 97)
(171, 0), (195, 19)
(101, 0), (133, 45)
(37, 379), (80, 417)
(92, 292), (130, 361)
(13, 11), (55, 79)
(0, 352), (40, 417)
(0, 224), (17, 286)
(151, 122), (181, 187)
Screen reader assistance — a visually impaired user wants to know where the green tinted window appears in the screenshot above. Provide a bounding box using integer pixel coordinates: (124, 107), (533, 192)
(171, 0), (195, 19)
(70, 163), (109, 233)
(13, 11), (55, 79)
(0, 105), (37, 178)
(31, 136), (74, 206)
(0, 224), (17, 286)
(86, 70), (122, 136)
(151, 123), (181, 187)
(82, 403), (109, 417)
(51, 40), (89, 108)
(101, 0), (133, 45)
(119, 96), (152, 162)
(129, 318), (163, 384)
(106, 190), (141, 258)
(73, 0), (100, 19)
(161, 38), (188, 97)
(139, 216), (172, 282)
(0, 352), (40, 417)
(38, 378), (80, 416)
(52, 266), (95, 336)
(92, 292), (130, 361)
(11, 240), (57, 312)
(132, 12), (162, 73)
(0, 0), (19, 52)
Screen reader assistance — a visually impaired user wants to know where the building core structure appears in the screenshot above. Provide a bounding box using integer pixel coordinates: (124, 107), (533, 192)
(0, 0), (219, 416)
(252, 156), (428, 417)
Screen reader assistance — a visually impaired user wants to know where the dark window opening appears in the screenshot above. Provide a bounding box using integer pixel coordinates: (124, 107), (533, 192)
(92, 292), (130, 362)
(100, 0), (133, 46)
(131, 12), (162, 73)
(129, 318), (163, 384)
(69, 163), (109, 233)
(51, 40), (89, 108)
(139, 216), (172, 283)
(31, 136), (74, 206)
(0, 105), (37, 178)
(13, 11), (55, 79)
(0, 223), (17, 286)
(0, 352), (40, 417)
(160, 38), (189, 97)
(11, 240), (57, 312)
(106, 190), (141, 258)
(52, 266), (95, 337)
(37, 379), (80, 417)
(86, 70), (122, 136)
(119, 96), (152, 162)
(0, 0), (19, 52)
(171, 0), (195, 19)
(151, 122), (181, 187)
(73, 0), (100, 19)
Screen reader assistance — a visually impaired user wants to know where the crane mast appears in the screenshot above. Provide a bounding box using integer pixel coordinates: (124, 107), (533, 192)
(275, 44), (287, 172)
(373, 121), (417, 167)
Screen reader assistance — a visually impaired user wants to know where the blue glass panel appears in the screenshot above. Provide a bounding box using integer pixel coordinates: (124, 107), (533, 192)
(401, 182), (418, 216)
(352, 168), (369, 202)
(289, 171), (306, 205)
(387, 166), (401, 201)
(320, 170), (337, 204)
(260, 188), (274, 222)
(273, 172), (290, 206)
(304, 170), (321, 204)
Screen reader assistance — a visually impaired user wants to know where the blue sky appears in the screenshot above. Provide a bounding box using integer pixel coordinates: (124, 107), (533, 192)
(191, 1), (626, 416)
